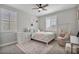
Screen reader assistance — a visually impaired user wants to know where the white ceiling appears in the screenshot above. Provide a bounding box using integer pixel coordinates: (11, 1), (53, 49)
(6, 4), (77, 17)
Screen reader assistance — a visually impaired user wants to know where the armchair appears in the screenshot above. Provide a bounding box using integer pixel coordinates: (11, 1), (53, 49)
(57, 31), (70, 47)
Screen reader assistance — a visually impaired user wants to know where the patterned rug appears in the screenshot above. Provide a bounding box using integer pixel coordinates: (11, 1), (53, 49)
(16, 40), (65, 54)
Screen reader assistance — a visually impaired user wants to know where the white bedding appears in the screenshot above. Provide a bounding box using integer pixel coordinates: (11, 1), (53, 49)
(32, 32), (56, 44)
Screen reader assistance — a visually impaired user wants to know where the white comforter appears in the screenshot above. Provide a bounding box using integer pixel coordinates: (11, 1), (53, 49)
(32, 32), (56, 43)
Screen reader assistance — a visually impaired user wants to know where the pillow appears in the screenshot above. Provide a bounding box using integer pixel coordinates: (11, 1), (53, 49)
(59, 32), (65, 37)
(38, 29), (40, 32)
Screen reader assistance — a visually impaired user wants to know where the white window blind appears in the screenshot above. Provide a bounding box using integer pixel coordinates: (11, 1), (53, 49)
(46, 18), (50, 28)
(46, 16), (57, 29)
(0, 8), (17, 32)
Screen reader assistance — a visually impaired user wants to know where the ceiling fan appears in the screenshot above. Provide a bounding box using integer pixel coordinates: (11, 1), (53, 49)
(32, 4), (48, 12)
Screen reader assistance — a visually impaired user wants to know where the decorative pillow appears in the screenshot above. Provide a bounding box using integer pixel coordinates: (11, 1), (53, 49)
(59, 33), (65, 37)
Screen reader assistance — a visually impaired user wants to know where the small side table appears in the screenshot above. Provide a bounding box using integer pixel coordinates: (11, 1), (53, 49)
(71, 44), (79, 54)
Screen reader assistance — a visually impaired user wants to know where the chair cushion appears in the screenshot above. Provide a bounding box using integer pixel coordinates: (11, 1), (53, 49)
(70, 36), (79, 44)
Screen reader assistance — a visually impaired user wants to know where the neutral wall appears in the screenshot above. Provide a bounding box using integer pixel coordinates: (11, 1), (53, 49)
(38, 7), (78, 35)
(18, 12), (38, 32)
(77, 6), (79, 31)
(38, 16), (46, 31)
(78, 20), (79, 31)
(17, 11), (31, 32)
(0, 32), (17, 45)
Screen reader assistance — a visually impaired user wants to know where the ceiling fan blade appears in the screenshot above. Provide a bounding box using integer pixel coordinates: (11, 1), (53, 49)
(42, 8), (47, 10)
(36, 4), (40, 7)
(32, 8), (39, 9)
(42, 4), (48, 7)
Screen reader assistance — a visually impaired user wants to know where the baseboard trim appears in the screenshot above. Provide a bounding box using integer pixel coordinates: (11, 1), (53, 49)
(0, 41), (17, 47)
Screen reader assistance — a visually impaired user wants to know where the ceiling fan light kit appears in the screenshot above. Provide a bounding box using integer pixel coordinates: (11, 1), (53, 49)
(38, 8), (42, 12)
(32, 4), (48, 12)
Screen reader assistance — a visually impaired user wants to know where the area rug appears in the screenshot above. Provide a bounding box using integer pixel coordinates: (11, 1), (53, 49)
(16, 40), (54, 54)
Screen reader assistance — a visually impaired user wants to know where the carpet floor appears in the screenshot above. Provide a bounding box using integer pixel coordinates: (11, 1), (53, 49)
(0, 44), (24, 54)
(17, 40), (65, 54)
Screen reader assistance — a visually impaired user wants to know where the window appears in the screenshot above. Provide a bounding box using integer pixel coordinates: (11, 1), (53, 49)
(46, 16), (57, 29)
(0, 8), (17, 32)
(46, 18), (50, 28)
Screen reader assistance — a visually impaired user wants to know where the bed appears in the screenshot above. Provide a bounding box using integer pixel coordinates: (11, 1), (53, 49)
(31, 32), (56, 44)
